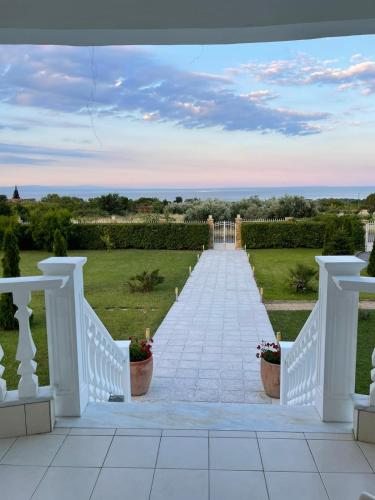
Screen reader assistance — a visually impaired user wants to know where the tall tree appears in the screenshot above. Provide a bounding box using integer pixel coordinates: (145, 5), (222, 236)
(368, 245), (375, 277)
(12, 186), (20, 200)
(53, 229), (68, 257)
(0, 228), (21, 330)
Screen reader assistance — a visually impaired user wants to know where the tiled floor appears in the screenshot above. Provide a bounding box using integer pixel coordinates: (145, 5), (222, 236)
(137, 249), (275, 404)
(1, 428), (375, 500)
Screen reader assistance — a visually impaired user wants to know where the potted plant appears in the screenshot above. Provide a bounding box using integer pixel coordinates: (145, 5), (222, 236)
(129, 337), (153, 396)
(256, 340), (280, 398)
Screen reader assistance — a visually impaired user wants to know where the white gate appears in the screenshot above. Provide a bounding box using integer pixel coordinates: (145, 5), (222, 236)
(366, 222), (375, 252)
(213, 221), (236, 247)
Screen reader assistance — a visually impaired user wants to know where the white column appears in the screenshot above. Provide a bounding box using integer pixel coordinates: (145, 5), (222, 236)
(38, 257), (88, 417)
(0, 344), (6, 401)
(315, 256), (366, 422)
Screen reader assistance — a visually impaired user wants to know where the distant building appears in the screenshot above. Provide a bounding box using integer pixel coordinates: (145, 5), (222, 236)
(10, 186), (36, 203)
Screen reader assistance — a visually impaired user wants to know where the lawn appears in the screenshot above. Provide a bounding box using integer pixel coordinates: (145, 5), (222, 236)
(250, 248), (374, 301)
(0, 249), (197, 389)
(268, 309), (375, 394)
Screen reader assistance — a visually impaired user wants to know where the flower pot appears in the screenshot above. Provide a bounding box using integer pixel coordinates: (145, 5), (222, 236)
(130, 355), (153, 396)
(260, 357), (280, 399)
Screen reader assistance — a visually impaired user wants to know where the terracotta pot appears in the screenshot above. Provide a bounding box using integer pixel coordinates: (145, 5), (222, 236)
(130, 355), (153, 396)
(260, 357), (280, 399)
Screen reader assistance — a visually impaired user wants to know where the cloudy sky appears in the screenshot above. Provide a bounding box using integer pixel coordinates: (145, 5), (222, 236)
(0, 35), (375, 188)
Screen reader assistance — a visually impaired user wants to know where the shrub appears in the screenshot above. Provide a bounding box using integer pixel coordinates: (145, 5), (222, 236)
(323, 228), (355, 255)
(69, 223), (209, 250)
(127, 269), (165, 293)
(359, 309), (371, 322)
(100, 228), (114, 251)
(368, 245), (375, 277)
(31, 208), (71, 251)
(53, 229), (67, 257)
(241, 221), (326, 249)
(129, 338), (153, 362)
(288, 263), (317, 293)
(0, 228), (20, 330)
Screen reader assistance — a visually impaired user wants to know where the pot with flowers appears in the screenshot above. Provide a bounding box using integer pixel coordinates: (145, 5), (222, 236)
(256, 340), (280, 399)
(129, 337), (153, 396)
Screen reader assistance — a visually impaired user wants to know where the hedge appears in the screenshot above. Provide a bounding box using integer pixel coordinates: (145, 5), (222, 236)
(68, 223), (209, 250)
(241, 221), (326, 248)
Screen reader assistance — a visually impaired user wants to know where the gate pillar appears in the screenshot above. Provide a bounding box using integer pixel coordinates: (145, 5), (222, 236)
(207, 215), (214, 249)
(235, 214), (242, 249)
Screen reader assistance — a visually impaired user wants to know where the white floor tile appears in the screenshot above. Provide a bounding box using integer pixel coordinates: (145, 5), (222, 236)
(32, 467), (99, 500)
(266, 471), (329, 500)
(322, 472), (375, 500)
(0, 437), (15, 460)
(157, 437), (208, 469)
(0, 464), (46, 500)
(150, 468), (208, 500)
(259, 438), (317, 472)
(1, 435), (65, 466)
(52, 435), (112, 467)
(209, 437), (262, 470)
(308, 440), (373, 473)
(91, 468), (154, 500)
(210, 470), (268, 500)
(69, 427), (115, 436)
(104, 436), (160, 468)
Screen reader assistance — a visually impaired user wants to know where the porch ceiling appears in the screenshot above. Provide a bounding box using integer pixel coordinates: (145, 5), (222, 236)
(1, 0), (375, 46)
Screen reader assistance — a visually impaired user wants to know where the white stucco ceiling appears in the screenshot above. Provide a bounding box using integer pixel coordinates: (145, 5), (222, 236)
(1, 0), (375, 45)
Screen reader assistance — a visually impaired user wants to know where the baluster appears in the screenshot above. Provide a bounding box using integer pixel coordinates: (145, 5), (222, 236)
(14, 289), (38, 398)
(0, 343), (6, 401)
(87, 318), (96, 402)
(370, 348), (375, 406)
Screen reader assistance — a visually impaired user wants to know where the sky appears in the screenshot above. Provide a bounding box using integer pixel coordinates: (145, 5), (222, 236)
(0, 35), (375, 188)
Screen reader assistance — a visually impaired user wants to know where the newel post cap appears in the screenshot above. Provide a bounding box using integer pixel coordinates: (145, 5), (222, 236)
(315, 255), (367, 274)
(38, 256), (87, 275)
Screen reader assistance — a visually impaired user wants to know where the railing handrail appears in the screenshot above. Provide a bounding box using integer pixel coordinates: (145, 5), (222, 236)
(284, 301), (319, 360)
(0, 275), (67, 293)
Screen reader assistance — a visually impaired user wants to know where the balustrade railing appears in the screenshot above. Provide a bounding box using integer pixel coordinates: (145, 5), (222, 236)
(0, 257), (131, 417)
(280, 256), (375, 423)
(280, 302), (319, 406)
(84, 299), (130, 403)
(365, 221), (375, 252)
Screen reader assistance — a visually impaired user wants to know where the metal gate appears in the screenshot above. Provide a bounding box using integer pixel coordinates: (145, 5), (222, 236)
(213, 221), (236, 247)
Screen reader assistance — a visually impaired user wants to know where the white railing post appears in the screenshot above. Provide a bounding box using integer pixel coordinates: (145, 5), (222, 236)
(280, 341), (294, 405)
(38, 257), (88, 417)
(0, 344), (6, 401)
(315, 256), (366, 422)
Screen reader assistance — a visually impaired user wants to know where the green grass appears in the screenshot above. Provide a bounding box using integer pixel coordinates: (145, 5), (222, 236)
(0, 249), (196, 389)
(268, 310), (375, 394)
(249, 248), (321, 301)
(250, 248), (374, 301)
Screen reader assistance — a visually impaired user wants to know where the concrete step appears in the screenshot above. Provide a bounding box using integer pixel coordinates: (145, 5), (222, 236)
(56, 401), (352, 434)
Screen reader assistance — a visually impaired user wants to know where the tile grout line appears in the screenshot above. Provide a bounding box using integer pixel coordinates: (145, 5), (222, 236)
(148, 433), (162, 500)
(305, 438), (332, 500)
(88, 430), (116, 500)
(256, 436), (271, 500)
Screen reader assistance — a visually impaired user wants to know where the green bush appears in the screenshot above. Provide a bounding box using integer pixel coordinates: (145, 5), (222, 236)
(322, 215), (364, 255)
(0, 228), (20, 330)
(53, 229), (68, 257)
(69, 223), (209, 250)
(241, 221), (326, 249)
(368, 245), (375, 277)
(323, 228), (355, 255)
(288, 263), (317, 293)
(127, 269), (165, 293)
(30, 208), (72, 251)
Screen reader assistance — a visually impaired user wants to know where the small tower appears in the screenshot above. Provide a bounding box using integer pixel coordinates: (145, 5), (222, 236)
(12, 185), (20, 202)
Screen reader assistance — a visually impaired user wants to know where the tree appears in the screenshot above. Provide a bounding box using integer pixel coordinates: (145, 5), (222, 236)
(0, 228), (20, 330)
(31, 208), (71, 251)
(323, 228), (355, 255)
(175, 196), (183, 204)
(368, 245), (375, 277)
(365, 193), (375, 214)
(12, 186), (20, 200)
(53, 229), (68, 257)
(272, 195), (317, 219)
(0, 195), (11, 216)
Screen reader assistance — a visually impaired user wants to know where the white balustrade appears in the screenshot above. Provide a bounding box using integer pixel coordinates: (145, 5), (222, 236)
(0, 275), (67, 401)
(280, 302), (319, 406)
(84, 298), (130, 403)
(281, 256), (375, 422)
(365, 222), (375, 252)
(0, 257), (131, 417)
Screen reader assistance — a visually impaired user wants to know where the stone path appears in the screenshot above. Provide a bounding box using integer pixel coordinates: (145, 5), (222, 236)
(265, 300), (375, 311)
(136, 249), (276, 404)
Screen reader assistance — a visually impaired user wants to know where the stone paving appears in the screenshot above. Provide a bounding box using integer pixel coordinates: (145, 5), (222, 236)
(136, 249), (275, 404)
(2, 427), (374, 500)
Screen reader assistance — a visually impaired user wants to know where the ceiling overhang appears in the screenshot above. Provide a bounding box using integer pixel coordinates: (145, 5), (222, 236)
(1, 0), (375, 45)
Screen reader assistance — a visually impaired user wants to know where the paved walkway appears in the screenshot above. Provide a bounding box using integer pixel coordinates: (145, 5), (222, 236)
(137, 249), (275, 404)
(265, 300), (375, 311)
(3, 427), (370, 500)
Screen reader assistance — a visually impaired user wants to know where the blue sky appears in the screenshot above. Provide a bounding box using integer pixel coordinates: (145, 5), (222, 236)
(0, 35), (374, 187)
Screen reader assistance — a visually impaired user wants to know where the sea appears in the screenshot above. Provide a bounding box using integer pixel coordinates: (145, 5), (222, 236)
(1, 185), (375, 202)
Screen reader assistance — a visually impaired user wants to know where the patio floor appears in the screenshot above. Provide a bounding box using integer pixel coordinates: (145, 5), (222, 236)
(2, 427), (375, 500)
(136, 249), (275, 404)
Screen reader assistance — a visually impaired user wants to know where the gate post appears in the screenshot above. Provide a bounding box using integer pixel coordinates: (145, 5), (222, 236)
(235, 214), (242, 249)
(207, 215), (214, 249)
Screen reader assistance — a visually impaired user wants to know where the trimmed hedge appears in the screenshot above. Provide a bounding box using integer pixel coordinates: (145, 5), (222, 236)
(69, 223), (209, 250)
(241, 221), (326, 249)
